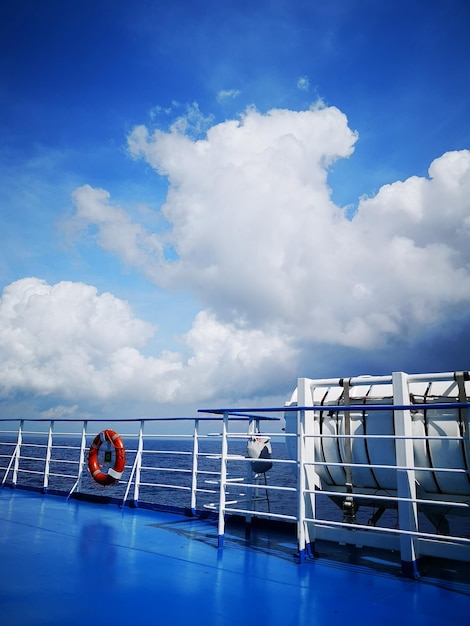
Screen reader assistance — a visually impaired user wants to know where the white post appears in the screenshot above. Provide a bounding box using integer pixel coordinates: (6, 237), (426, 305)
(2, 421), (22, 486)
(190, 419), (199, 514)
(77, 421), (88, 493)
(296, 378), (315, 560)
(392, 371), (420, 577)
(217, 412), (229, 549)
(43, 421), (54, 492)
(67, 420), (88, 499)
(133, 420), (144, 506)
(12, 420), (23, 486)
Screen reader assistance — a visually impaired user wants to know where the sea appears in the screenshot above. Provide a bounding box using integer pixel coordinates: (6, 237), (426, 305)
(1, 433), (469, 537)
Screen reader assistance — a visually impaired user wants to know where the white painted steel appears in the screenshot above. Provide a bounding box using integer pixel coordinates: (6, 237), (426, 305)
(43, 422), (53, 491)
(12, 420), (23, 485)
(1, 395), (468, 567)
(285, 371), (470, 497)
(285, 370), (470, 565)
(393, 371), (419, 568)
(190, 419), (199, 513)
(217, 413), (229, 544)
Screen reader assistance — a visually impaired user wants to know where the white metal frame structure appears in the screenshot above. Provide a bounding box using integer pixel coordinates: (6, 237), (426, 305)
(284, 370), (470, 573)
(1, 372), (469, 578)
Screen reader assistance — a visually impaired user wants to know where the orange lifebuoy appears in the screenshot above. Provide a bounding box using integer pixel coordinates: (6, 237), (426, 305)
(88, 430), (126, 486)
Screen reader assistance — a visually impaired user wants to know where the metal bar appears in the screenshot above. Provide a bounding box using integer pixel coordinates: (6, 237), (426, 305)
(11, 420), (23, 486)
(302, 487), (470, 509)
(305, 371), (462, 387)
(303, 433), (467, 440)
(296, 378), (309, 561)
(222, 507), (297, 522)
(190, 419), (199, 514)
(132, 420), (144, 506)
(43, 421), (54, 492)
(393, 371), (420, 577)
(341, 379), (355, 523)
(121, 452), (139, 506)
(67, 420), (88, 499)
(217, 412), (229, 549)
(303, 460), (468, 473)
(302, 516), (470, 544)
(205, 401), (470, 414)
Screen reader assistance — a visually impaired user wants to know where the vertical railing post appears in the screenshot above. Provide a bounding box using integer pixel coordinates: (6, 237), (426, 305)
(393, 371), (420, 578)
(296, 378), (310, 561)
(217, 412), (229, 549)
(67, 420), (88, 499)
(297, 407), (307, 560)
(190, 419), (199, 514)
(296, 378), (317, 560)
(2, 420), (22, 487)
(12, 420), (23, 487)
(43, 420), (54, 493)
(132, 420), (144, 506)
(77, 420), (88, 493)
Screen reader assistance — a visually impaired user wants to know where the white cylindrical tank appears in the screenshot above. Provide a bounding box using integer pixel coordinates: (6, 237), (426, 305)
(284, 374), (470, 498)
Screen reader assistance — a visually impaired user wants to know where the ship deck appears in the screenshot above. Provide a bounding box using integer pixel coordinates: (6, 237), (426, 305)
(1, 489), (469, 625)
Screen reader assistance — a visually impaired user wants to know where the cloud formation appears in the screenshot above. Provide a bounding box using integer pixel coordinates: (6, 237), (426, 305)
(217, 89), (241, 101)
(3, 105), (470, 411)
(0, 278), (295, 405)
(0, 278), (160, 400)
(128, 106), (469, 349)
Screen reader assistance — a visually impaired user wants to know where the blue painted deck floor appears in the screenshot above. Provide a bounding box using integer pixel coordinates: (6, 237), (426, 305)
(1, 489), (469, 625)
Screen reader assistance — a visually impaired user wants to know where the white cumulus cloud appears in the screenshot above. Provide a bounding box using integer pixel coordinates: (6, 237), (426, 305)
(126, 106), (470, 348)
(6, 105), (470, 411)
(0, 277), (297, 406)
(0, 278), (171, 400)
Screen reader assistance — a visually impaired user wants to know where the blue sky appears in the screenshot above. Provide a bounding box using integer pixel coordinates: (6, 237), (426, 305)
(1, 0), (470, 421)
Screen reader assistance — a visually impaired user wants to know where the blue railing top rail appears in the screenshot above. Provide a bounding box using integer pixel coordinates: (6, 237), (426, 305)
(199, 401), (470, 415)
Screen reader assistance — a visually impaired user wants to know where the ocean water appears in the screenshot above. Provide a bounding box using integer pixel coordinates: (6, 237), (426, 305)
(0, 434), (344, 523)
(1, 433), (468, 538)
(0, 434), (293, 511)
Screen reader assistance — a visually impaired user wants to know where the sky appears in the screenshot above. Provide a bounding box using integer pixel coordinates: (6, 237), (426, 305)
(1, 0), (470, 423)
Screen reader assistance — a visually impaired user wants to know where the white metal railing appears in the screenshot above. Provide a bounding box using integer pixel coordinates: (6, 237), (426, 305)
(0, 415), (287, 517)
(297, 370), (470, 572)
(1, 371), (469, 577)
(200, 370), (470, 576)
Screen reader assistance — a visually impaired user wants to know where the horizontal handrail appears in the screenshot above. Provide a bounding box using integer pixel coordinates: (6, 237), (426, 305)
(1, 377), (470, 573)
(0, 415), (279, 424)
(200, 401), (470, 414)
(304, 487), (469, 507)
(304, 459), (470, 473)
